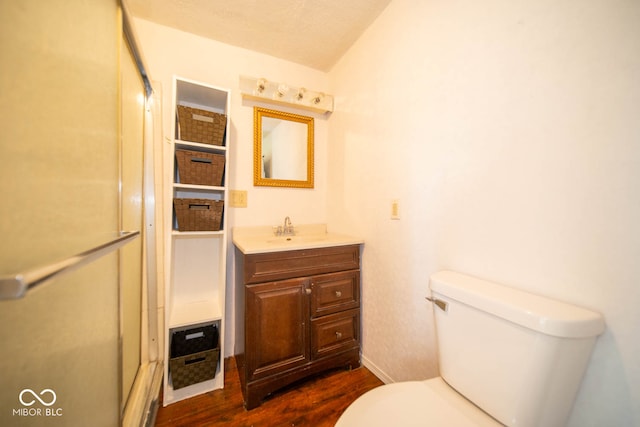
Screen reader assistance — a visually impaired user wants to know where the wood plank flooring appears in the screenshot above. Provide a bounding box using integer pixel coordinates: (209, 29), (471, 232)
(154, 357), (384, 427)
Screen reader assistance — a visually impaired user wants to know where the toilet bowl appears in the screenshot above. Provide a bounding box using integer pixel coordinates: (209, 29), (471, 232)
(336, 271), (605, 427)
(336, 377), (502, 427)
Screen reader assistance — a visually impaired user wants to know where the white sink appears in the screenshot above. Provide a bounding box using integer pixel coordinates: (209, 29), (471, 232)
(265, 235), (328, 244)
(233, 224), (363, 254)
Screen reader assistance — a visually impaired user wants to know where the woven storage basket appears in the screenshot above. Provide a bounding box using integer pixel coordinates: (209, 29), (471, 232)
(170, 348), (219, 390)
(171, 324), (219, 358)
(176, 149), (225, 186)
(174, 198), (223, 231)
(177, 105), (226, 146)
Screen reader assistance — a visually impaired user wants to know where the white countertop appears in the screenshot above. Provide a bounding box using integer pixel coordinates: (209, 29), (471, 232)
(232, 224), (364, 254)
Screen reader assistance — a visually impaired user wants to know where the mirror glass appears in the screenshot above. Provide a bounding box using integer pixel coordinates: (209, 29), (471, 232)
(254, 107), (314, 188)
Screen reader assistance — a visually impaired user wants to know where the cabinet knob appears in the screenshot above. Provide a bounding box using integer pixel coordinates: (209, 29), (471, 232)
(305, 288), (312, 295)
(335, 331), (343, 340)
(334, 290), (342, 298)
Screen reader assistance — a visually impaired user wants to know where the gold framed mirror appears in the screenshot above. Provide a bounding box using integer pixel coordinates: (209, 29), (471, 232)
(253, 107), (314, 188)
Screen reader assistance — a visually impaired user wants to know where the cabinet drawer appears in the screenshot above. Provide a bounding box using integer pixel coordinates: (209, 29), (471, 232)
(311, 270), (360, 317)
(311, 309), (360, 360)
(243, 245), (360, 284)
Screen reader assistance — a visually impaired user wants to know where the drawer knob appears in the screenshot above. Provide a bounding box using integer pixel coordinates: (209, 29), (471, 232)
(335, 331), (343, 339)
(335, 290), (342, 298)
(305, 288), (312, 295)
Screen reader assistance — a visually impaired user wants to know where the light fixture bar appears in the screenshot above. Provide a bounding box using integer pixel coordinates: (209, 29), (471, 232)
(239, 76), (334, 113)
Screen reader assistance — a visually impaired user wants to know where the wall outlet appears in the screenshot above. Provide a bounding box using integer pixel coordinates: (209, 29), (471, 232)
(229, 190), (248, 208)
(391, 199), (400, 220)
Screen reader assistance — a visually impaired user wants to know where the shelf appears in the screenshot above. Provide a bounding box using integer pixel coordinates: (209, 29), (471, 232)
(169, 298), (223, 329)
(175, 139), (226, 152)
(173, 183), (225, 192)
(176, 78), (227, 112)
(171, 230), (224, 237)
(164, 76), (229, 406)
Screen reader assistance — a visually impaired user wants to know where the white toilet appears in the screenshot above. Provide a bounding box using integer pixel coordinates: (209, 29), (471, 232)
(336, 270), (605, 427)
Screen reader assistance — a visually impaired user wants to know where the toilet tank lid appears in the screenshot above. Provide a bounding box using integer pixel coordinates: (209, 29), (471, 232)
(429, 271), (605, 338)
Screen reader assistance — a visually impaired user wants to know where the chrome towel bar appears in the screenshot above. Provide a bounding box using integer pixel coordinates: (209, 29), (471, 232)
(0, 231), (140, 300)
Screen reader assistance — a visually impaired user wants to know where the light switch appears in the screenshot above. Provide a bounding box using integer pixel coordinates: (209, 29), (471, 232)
(391, 199), (400, 220)
(230, 190), (248, 208)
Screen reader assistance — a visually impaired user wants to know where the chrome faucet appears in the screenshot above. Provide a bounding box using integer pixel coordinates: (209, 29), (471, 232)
(282, 216), (295, 236)
(274, 216), (295, 236)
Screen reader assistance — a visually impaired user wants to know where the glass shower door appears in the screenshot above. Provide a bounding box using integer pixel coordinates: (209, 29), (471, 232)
(120, 30), (145, 416)
(0, 1), (150, 426)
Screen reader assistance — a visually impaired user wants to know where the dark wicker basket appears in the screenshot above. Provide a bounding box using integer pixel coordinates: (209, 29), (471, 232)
(171, 324), (219, 358)
(176, 149), (225, 186)
(177, 105), (226, 146)
(170, 348), (219, 390)
(174, 198), (223, 231)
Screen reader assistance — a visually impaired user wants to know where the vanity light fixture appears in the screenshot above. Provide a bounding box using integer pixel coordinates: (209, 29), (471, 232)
(240, 75), (333, 113)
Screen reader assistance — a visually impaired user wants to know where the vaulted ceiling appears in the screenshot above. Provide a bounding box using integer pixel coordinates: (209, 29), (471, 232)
(126, 0), (392, 71)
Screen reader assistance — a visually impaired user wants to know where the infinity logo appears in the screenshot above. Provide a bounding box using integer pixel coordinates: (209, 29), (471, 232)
(19, 389), (57, 407)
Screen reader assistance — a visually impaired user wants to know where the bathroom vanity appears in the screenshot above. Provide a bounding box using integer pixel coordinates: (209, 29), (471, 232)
(233, 225), (363, 409)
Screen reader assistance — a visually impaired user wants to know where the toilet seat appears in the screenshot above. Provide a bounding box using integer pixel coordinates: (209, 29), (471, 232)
(335, 377), (503, 427)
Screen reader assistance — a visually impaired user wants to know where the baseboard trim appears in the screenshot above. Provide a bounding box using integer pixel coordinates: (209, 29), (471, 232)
(361, 354), (394, 385)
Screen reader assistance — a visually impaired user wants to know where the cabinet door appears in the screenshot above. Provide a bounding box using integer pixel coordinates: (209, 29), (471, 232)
(246, 278), (309, 380)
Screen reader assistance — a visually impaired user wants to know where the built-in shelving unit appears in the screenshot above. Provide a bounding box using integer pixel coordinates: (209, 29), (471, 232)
(163, 77), (230, 405)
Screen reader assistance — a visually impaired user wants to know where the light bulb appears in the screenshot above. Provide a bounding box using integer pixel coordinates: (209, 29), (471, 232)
(276, 83), (289, 98)
(312, 93), (324, 105)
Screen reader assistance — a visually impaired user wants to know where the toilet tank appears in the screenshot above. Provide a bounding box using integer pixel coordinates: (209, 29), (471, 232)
(429, 271), (605, 427)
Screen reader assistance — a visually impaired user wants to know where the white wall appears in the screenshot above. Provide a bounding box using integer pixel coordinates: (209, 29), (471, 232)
(133, 18), (330, 357)
(133, 19), (329, 227)
(328, 0), (640, 426)
(135, 1), (640, 423)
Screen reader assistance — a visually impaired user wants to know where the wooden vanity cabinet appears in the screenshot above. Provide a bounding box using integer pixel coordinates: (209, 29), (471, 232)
(235, 244), (361, 409)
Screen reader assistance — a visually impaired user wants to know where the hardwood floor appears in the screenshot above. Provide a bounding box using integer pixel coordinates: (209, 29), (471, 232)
(154, 357), (384, 427)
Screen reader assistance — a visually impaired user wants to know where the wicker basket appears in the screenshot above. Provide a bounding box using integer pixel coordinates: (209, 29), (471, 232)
(171, 324), (219, 358)
(170, 348), (219, 390)
(177, 105), (226, 146)
(174, 198), (224, 231)
(176, 149), (225, 186)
